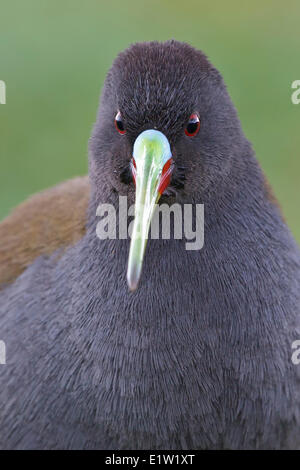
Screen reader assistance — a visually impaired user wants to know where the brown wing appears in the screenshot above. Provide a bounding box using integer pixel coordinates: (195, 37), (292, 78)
(0, 176), (90, 288)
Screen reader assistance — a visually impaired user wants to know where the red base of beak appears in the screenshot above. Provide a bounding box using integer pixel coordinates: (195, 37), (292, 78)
(131, 158), (173, 196)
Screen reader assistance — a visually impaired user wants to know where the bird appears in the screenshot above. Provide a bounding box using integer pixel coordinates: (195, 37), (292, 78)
(0, 40), (299, 450)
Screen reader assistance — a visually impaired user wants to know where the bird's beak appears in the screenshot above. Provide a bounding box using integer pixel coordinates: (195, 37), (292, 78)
(127, 130), (173, 291)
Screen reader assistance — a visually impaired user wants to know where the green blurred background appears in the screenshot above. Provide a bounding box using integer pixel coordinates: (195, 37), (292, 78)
(0, 0), (299, 240)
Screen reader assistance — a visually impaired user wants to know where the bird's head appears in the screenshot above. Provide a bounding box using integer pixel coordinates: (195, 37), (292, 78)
(89, 40), (246, 290)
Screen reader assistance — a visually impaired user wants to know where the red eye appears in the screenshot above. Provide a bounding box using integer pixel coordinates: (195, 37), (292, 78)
(114, 111), (126, 134)
(185, 113), (200, 137)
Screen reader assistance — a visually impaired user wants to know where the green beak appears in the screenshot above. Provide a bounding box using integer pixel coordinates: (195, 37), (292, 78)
(127, 130), (172, 291)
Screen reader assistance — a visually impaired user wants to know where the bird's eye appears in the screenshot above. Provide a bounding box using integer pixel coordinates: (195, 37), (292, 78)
(114, 111), (126, 134)
(185, 113), (200, 137)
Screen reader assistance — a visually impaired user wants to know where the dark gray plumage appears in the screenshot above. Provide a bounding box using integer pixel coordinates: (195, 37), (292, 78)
(0, 40), (299, 449)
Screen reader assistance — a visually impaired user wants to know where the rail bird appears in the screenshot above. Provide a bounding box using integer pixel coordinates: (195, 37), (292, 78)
(0, 40), (299, 449)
